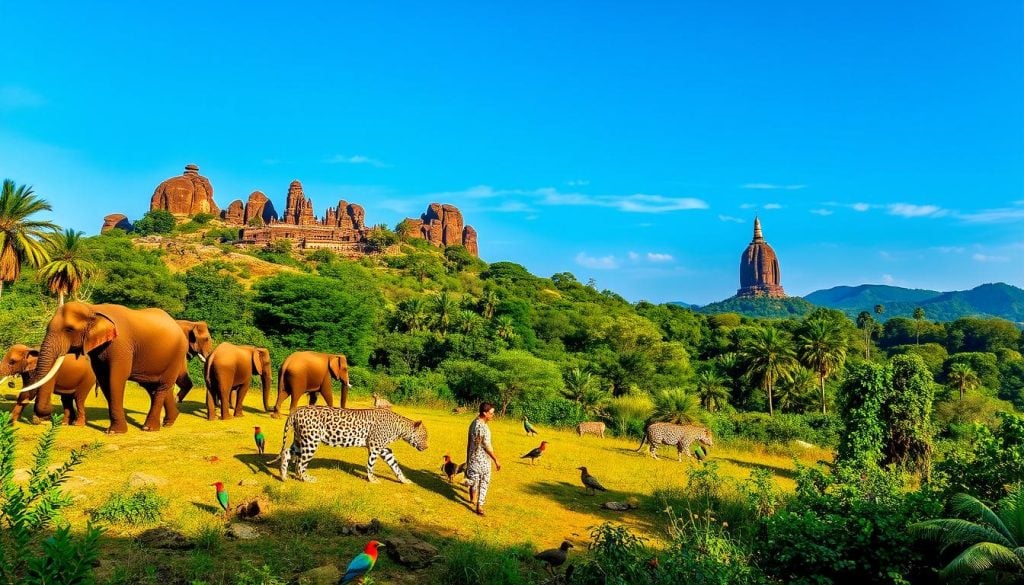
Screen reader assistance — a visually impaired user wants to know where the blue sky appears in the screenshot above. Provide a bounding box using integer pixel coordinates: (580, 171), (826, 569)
(1, 1), (1021, 305)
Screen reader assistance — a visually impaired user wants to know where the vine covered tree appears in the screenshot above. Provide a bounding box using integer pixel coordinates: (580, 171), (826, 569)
(0, 179), (58, 298)
(856, 311), (876, 359)
(740, 326), (799, 416)
(36, 229), (96, 305)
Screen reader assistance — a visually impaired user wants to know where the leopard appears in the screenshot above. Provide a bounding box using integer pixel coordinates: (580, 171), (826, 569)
(635, 422), (713, 461)
(273, 405), (428, 483)
(372, 392), (393, 408)
(576, 421), (606, 438)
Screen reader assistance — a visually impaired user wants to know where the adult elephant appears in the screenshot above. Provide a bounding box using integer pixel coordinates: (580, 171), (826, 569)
(0, 344), (96, 426)
(173, 320), (214, 404)
(21, 302), (188, 434)
(271, 351), (350, 418)
(202, 342), (272, 420)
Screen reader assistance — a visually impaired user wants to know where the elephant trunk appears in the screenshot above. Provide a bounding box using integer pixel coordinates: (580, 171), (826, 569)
(260, 362), (272, 412)
(23, 332), (71, 418)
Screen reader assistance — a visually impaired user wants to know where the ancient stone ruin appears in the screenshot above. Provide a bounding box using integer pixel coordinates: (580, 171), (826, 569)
(736, 217), (786, 298)
(138, 164), (477, 256)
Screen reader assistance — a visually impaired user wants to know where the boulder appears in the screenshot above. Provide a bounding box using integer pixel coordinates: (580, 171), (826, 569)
(244, 191), (276, 225)
(149, 164), (219, 216)
(101, 213), (132, 234)
(384, 535), (439, 569)
(226, 522), (260, 540)
(463, 225), (478, 256)
(404, 203), (478, 256)
(295, 565), (341, 585)
(222, 200), (244, 224)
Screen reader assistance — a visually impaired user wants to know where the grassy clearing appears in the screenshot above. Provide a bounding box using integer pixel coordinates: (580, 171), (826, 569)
(5, 385), (830, 583)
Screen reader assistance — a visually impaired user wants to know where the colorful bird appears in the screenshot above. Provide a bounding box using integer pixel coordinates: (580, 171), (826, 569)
(441, 454), (461, 484)
(520, 441), (548, 464)
(340, 540), (385, 584)
(211, 481), (229, 513)
(254, 426), (266, 455)
(523, 416), (538, 436)
(534, 541), (573, 575)
(577, 466), (607, 495)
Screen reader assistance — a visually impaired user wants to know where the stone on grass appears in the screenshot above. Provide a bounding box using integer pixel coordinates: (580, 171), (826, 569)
(384, 535), (439, 569)
(226, 523), (260, 540)
(295, 565), (341, 585)
(129, 472), (167, 488)
(136, 526), (194, 550)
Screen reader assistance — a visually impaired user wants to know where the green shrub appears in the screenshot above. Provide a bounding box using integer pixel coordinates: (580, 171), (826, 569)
(934, 410), (1024, 502)
(0, 412), (102, 585)
(606, 394), (655, 439)
(393, 372), (454, 405)
(569, 523), (654, 585)
(510, 397), (586, 428)
(90, 486), (167, 525)
(133, 210), (176, 235)
(659, 507), (763, 585)
(440, 539), (534, 585)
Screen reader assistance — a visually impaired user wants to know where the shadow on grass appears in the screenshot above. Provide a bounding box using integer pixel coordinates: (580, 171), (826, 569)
(717, 456), (797, 480)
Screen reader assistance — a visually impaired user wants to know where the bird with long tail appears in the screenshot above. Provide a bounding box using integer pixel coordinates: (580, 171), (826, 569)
(577, 466), (607, 495)
(523, 416), (538, 436)
(254, 426), (266, 455)
(339, 540), (385, 584)
(211, 481), (229, 514)
(520, 441), (548, 464)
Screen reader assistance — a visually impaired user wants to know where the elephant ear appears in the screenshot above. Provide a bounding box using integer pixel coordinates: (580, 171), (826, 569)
(252, 350), (264, 375)
(84, 313), (117, 353)
(329, 355), (345, 379)
(26, 350), (39, 372)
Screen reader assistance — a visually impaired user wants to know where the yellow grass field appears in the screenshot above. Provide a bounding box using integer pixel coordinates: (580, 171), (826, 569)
(6, 385), (831, 584)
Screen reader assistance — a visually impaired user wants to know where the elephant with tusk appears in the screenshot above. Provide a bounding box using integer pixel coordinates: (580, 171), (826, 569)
(24, 302), (188, 434)
(172, 320), (215, 407)
(1, 344), (97, 426)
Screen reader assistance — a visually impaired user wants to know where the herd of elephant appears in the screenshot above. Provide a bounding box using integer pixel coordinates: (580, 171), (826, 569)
(0, 302), (353, 434)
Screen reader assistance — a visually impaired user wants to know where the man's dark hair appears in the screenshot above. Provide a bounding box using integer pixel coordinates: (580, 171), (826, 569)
(479, 401), (495, 415)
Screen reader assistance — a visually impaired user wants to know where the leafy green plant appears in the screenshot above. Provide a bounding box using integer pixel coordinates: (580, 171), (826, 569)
(90, 486), (167, 525)
(569, 523), (654, 585)
(132, 210), (175, 235)
(0, 411), (102, 585)
(440, 539), (534, 585)
(659, 507), (763, 585)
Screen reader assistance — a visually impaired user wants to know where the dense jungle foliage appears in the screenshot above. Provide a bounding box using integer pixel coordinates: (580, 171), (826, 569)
(1, 210), (1022, 583)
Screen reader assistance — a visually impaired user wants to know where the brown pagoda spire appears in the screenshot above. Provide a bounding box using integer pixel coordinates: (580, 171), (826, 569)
(736, 217), (786, 298)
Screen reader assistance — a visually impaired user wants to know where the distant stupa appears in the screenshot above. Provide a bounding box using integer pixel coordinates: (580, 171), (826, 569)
(736, 217), (786, 298)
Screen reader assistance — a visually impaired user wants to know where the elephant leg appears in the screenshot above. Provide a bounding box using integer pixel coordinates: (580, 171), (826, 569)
(308, 391), (318, 406)
(206, 384), (218, 421)
(271, 386), (289, 419)
(289, 391), (303, 414)
(101, 365), (129, 434)
(60, 394), (75, 425)
(162, 390), (178, 427)
(73, 386), (88, 426)
(141, 382), (175, 432)
(320, 379), (335, 408)
(233, 384), (248, 418)
(175, 369), (193, 404)
(10, 396), (28, 423)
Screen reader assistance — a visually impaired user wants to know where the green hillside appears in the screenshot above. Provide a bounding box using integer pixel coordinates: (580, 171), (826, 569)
(803, 282), (1024, 323)
(697, 296), (816, 318)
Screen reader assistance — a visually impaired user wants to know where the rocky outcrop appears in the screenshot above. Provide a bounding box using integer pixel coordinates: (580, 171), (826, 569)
(222, 200), (244, 224)
(405, 203), (478, 256)
(150, 164), (219, 216)
(244, 191), (276, 225)
(101, 213), (132, 233)
(282, 181), (317, 225)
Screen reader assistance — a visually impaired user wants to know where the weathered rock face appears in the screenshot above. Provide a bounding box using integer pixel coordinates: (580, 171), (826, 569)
(150, 164), (220, 216)
(283, 180), (317, 225)
(222, 200), (244, 224)
(244, 191), (277, 225)
(737, 218), (786, 298)
(101, 213), (132, 234)
(405, 203), (478, 256)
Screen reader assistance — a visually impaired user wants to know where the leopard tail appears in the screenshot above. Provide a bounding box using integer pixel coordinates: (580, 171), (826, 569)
(267, 410), (297, 465)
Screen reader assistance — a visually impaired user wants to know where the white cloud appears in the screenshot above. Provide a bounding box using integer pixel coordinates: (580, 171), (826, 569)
(0, 85), (44, 110)
(492, 200), (534, 213)
(427, 185), (707, 214)
(567, 179), (590, 187)
(887, 203), (949, 218)
(628, 251), (640, 261)
(741, 183), (806, 190)
(933, 246), (965, 254)
(575, 252), (619, 269)
(810, 208), (833, 216)
(958, 206), (1024, 224)
(740, 203), (756, 209)
(325, 154), (389, 168)
(852, 203), (871, 212)
(646, 252), (674, 262)
(718, 214), (744, 223)
(763, 203), (782, 210)
(879, 251), (893, 260)
(972, 253), (1009, 263)
(881, 274), (895, 284)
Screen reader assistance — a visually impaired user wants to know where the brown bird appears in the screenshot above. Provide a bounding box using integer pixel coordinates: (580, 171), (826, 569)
(577, 466), (607, 495)
(534, 541), (573, 575)
(520, 441), (548, 464)
(441, 454), (462, 484)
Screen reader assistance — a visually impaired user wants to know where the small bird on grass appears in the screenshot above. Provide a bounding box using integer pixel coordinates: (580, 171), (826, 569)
(521, 441), (548, 464)
(523, 416), (538, 436)
(339, 540), (385, 584)
(441, 454), (462, 484)
(254, 426), (266, 455)
(211, 481), (229, 514)
(577, 466), (607, 495)
(534, 541), (573, 575)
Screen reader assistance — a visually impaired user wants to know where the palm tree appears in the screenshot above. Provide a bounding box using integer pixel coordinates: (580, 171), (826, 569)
(856, 311), (876, 359)
(914, 307), (926, 345)
(798, 318), (848, 414)
(0, 179), (58, 298)
(456, 310), (483, 335)
(561, 367), (610, 418)
(693, 368), (729, 412)
(910, 485), (1024, 582)
(36, 229), (96, 305)
(396, 298), (428, 332)
(739, 326), (799, 416)
(651, 388), (702, 425)
(948, 362), (981, 401)
(775, 367), (817, 413)
(494, 315), (518, 342)
(479, 289), (499, 320)
(431, 291), (458, 334)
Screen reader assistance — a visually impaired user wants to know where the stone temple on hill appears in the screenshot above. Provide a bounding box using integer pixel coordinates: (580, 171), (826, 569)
(117, 164), (478, 256)
(736, 217), (786, 298)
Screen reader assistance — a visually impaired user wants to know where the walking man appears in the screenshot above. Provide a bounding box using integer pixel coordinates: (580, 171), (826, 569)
(465, 401), (500, 516)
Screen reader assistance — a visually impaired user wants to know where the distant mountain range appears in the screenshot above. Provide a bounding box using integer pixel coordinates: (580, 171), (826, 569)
(676, 283), (1024, 323)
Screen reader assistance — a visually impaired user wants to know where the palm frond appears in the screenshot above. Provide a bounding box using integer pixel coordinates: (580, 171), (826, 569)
(911, 519), (1013, 551)
(951, 493), (1014, 544)
(939, 542), (1024, 580)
